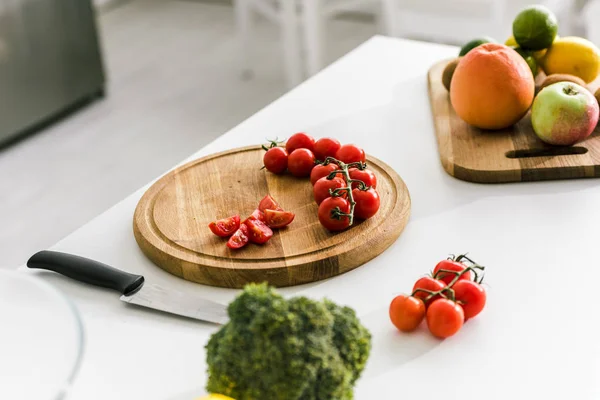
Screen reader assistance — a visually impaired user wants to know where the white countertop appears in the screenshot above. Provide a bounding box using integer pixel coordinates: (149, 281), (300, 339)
(20, 36), (600, 399)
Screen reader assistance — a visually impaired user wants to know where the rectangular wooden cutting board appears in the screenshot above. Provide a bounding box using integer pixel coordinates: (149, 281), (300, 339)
(428, 58), (600, 183)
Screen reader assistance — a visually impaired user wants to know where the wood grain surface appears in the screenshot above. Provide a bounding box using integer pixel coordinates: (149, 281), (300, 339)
(428, 58), (600, 183)
(133, 145), (411, 288)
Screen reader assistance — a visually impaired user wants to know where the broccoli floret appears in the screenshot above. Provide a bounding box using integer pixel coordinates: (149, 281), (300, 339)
(205, 283), (371, 400)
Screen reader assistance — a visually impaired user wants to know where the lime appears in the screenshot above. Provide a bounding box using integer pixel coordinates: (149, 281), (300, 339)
(513, 47), (538, 76)
(512, 5), (558, 50)
(459, 36), (496, 56)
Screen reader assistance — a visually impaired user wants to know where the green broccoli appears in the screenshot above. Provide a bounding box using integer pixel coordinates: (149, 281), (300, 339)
(205, 283), (371, 400)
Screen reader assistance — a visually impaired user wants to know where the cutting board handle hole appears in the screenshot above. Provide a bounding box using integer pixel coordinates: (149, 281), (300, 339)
(505, 147), (588, 159)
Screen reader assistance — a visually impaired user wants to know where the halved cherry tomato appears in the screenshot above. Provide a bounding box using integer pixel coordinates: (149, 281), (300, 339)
(433, 260), (472, 285)
(453, 280), (486, 319)
(352, 188), (380, 219)
(227, 223), (249, 249)
(263, 147), (288, 174)
(249, 208), (265, 222)
(426, 299), (464, 339)
(335, 144), (366, 164)
(349, 168), (377, 189)
(313, 137), (341, 161)
(258, 195), (282, 212)
(313, 177), (346, 205)
(310, 164), (339, 185)
(288, 149), (316, 177)
(208, 215), (240, 237)
(264, 209), (295, 228)
(285, 132), (315, 154)
(412, 277), (446, 307)
(389, 295), (426, 332)
(318, 197), (351, 231)
(244, 218), (273, 244)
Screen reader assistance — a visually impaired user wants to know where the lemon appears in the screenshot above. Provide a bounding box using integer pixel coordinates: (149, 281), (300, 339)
(196, 395), (235, 400)
(540, 36), (600, 83)
(512, 5), (558, 50)
(505, 36), (518, 47)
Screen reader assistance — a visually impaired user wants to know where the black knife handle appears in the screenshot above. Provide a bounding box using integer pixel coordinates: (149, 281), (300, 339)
(27, 250), (144, 296)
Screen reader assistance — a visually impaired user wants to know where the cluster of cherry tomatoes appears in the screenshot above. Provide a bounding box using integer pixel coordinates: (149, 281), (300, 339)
(263, 132), (381, 231)
(208, 195), (294, 250)
(389, 255), (487, 339)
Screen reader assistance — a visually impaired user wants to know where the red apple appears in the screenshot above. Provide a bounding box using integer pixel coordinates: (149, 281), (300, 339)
(531, 82), (599, 146)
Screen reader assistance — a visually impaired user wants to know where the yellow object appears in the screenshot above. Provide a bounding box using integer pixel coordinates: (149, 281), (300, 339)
(505, 35), (558, 62)
(196, 395), (235, 400)
(540, 36), (600, 83)
(505, 36), (518, 47)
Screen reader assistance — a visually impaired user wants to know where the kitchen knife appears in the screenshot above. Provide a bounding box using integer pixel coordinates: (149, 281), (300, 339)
(27, 250), (229, 325)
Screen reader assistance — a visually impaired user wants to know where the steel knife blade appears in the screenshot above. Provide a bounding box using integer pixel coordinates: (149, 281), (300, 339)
(27, 250), (229, 325)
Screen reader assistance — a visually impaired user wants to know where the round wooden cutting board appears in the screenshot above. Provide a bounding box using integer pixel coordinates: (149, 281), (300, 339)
(133, 145), (411, 288)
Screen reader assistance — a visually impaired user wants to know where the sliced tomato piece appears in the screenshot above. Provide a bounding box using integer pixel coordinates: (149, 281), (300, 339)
(244, 218), (273, 244)
(227, 224), (249, 249)
(249, 208), (266, 222)
(208, 215), (240, 237)
(264, 209), (295, 228)
(258, 195), (283, 213)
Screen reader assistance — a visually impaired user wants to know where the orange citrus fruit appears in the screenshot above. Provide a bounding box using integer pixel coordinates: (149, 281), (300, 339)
(450, 43), (535, 130)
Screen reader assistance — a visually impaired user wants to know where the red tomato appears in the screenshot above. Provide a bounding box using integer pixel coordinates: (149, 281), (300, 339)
(352, 188), (380, 219)
(389, 295), (426, 333)
(249, 208), (265, 222)
(263, 147), (288, 174)
(288, 149), (316, 177)
(453, 280), (486, 319)
(244, 219), (273, 244)
(285, 132), (315, 154)
(264, 209), (295, 228)
(318, 197), (351, 231)
(310, 164), (340, 185)
(349, 168), (377, 189)
(313, 177), (346, 205)
(426, 299), (464, 339)
(433, 260), (472, 285)
(313, 137), (341, 161)
(258, 195), (282, 212)
(335, 144), (366, 164)
(208, 215), (240, 237)
(412, 277), (446, 307)
(226, 224), (249, 249)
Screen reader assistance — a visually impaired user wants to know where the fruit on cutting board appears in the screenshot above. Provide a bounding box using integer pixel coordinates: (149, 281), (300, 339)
(539, 73), (587, 91)
(458, 36), (495, 56)
(450, 43), (535, 130)
(389, 254), (487, 339)
(512, 5), (558, 50)
(514, 47), (539, 76)
(531, 82), (600, 145)
(540, 37), (600, 83)
(209, 215), (241, 238)
(205, 283), (371, 400)
(442, 57), (460, 91)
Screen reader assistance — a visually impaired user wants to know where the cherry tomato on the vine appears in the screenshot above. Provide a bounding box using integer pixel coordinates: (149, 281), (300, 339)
(389, 295), (426, 333)
(313, 177), (346, 205)
(226, 223), (249, 249)
(433, 260), (472, 285)
(335, 144), (366, 164)
(263, 147), (288, 174)
(244, 218), (273, 244)
(426, 299), (464, 339)
(318, 197), (351, 231)
(313, 137), (341, 161)
(208, 215), (240, 237)
(310, 164), (339, 185)
(412, 277), (446, 307)
(288, 149), (316, 177)
(352, 188), (380, 219)
(264, 209), (295, 229)
(286, 132), (315, 154)
(349, 168), (377, 189)
(258, 195), (282, 212)
(453, 280), (486, 319)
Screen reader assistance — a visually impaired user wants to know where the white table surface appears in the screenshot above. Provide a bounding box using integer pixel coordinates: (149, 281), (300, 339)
(19, 36), (600, 400)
